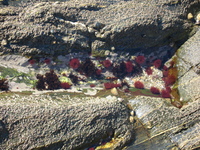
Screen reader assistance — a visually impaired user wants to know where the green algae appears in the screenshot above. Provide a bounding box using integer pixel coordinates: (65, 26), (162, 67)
(0, 66), (35, 86)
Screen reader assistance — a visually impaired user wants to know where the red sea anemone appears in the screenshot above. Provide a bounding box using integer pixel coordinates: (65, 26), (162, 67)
(125, 61), (134, 73)
(134, 81), (144, 89)
(150, 87), (160, 94)
(61, 82), (71, 89)
(135, 55), (145, 65)
(90, 84), (96, 87)
(145, 67), (153, 75)
(103, 60), (112, 68)
(163, 70), (169, 77)
(104, 82), (115, 89)
(96, 69), (102, 75)
(161, 89), (171, 98)
(69, 58), (80, 69)
(29, 59), (36, 65)
(164, 75), (176, 86)
(163, 65), (168, 71)
(153, 59), (162, 68)
(44, 58), (51, 64)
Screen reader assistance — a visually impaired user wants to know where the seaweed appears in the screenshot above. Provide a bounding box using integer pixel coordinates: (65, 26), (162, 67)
(0, 78), (9, 91)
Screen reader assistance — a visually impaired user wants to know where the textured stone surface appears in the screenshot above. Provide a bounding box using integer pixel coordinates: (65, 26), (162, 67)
(127, 96), (200, 150)
(0, 0), (200, 56)
(0, 95), (132, 149)
(176, 29), (200, 102)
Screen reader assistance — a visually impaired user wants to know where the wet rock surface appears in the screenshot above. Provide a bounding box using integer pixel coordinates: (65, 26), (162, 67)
(0, 0), (200, 56)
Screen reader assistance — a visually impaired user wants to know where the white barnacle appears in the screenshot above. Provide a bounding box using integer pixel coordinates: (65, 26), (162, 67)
(195, 13), (200, 24)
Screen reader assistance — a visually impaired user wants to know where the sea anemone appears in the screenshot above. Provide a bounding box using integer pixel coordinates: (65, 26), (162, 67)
(150, 87), (160, 94)
(69, 58), (80, 69)
(29, 59), (36, 65)
(125, 61), (134, 73)
(145, 67), (153, 75)
(165, 86), (172, 92)
(134, 81), (144, 89)
(162, 70), (169, 77)
(96, 69), (102, 76)
(103, 60), (112, 68)
(161, 89), (171, 98)
(61, 82), (71, 89)
(163, 75), (176, 86)
(44, 58), (51, 64)
(153, 59), (162, 68)
(163, 65), (168, 71)
(104, 82), (115, 89)
(135, 55), (145, 65)
(90, 84), (96, 87)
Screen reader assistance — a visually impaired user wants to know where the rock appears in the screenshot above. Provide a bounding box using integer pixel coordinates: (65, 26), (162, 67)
(0, 0), (200, 56)
(127, 96), (200, 150)
(176, 29), (200, 102)
(0, 94), (133, 150)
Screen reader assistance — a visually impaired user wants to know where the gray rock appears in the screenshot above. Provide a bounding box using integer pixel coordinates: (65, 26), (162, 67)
(0, 0), (200, 56)
(127, 96), (200, 150)
(0, 95), (133, 150)
(176, 29), (200, 102)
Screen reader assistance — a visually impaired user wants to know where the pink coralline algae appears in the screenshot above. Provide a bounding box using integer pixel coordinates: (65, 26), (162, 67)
(69, 58), (80, 69)
(135, 55), (145, 65)
(103, 60), (112, 68)
(125, 61), (134, 73)
(153, 59), (162, 68)
(150, 87), (160, 94)
(134, 81), (144, 89)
